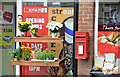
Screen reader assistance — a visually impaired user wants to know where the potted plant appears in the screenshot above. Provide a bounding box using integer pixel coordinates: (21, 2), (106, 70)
(31, 48), (39, 59)
(46, 21), (63, 38)
(18, 22), (32, 36)
(48, 51), (55, 60)
(8, 46), (23, 61)
(22, 51), (31, 61)
(36, 49), (48, 60)
(29, 25), (39, 37)
(21, 45), (31, 52)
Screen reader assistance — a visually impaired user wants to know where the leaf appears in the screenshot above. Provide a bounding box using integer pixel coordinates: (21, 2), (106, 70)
(112, 33), (120, 43)
(116, 36), (120, 42)
(112, 32), (115, 40)
(101, 33), (111, 42)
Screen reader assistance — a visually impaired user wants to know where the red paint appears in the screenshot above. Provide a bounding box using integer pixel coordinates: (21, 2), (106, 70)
(75, 31), (89, 59)
(22, 6), (48, 36)
(22, 66), (48, 76)
(98, 31), (120, 58)
(22, 6), (49, 75)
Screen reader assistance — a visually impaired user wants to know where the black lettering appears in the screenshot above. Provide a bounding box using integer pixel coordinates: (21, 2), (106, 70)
(60, 10), (63, 14)
(52, 10), (55, 14)
(56, 9), (59, 14)
(51, 16), (56, 21)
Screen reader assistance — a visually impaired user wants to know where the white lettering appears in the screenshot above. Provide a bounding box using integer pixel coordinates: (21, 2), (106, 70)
(26, 18), (45, 23)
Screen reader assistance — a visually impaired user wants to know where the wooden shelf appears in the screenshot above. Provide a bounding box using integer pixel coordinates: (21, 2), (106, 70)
(12, 58), (64, 67)
(14, 36), (64, 43)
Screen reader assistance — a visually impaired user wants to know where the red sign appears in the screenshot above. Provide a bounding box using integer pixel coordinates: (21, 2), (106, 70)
(98, 25), (120, 58)
(22, 42), (48, 51)
(22, 6), (49, 75)
(22, 6), (48, 36)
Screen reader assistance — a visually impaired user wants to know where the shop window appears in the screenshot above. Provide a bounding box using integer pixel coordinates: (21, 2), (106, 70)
(21, 1), (74, 75)
(95, 2), (120, 74)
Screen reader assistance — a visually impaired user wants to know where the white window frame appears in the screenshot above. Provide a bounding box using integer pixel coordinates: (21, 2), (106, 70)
(94, 0), (99, 60)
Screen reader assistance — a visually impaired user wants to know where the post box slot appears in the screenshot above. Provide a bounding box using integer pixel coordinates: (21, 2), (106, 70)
(76, 35), (85, 38)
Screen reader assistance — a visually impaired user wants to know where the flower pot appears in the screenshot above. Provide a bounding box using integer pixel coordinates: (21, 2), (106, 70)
(21, 32), (27, 37)
(24, 58), (29, 61)
(31, 34), (37, 37)
(30, 28), (38, 37)
(32, 51), (37, 59)
(52, 33), (58, 38)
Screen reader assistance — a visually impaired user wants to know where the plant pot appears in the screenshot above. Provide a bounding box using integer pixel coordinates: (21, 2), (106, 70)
(21, 32), (27, 37)
(24, 58), (29, 61)
(48, 57), (55, 60)
(52, 33), (58, 38)
(31, 34), (37, 37)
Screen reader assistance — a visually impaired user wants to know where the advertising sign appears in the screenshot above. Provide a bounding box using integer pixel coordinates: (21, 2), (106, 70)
(48, 7), (74, 60)
(0, 27), (13, 49)
(49, 7), (74, 44)
(1, 5), (13, 25)
(22, 6), (48, 75)
(22, 6), (48, 36)
(98, 25), (120, 58)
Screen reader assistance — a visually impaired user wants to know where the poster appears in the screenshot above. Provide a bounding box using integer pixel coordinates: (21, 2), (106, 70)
(48, 7), (74, 60)
(49, 7), (74, 44)
(22, 6), (48, 36)
(22, 6), (48, 75)
(98, 25), (120, 58)
(0, 27), (13, 49)
(1, 5), (13, 25)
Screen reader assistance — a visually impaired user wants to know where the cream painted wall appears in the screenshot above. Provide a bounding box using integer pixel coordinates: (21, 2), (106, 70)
(0, 49), (2, 76)
(2, 50), (12, 75)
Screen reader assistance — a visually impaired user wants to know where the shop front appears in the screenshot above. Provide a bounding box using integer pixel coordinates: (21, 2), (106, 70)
(1, 0), (120, 76)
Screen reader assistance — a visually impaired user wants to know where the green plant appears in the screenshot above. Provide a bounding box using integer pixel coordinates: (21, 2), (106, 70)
(22, 51), (31, 61)
(18, 22), (32, 32)
(8, 46), (23, 61)
(29, 25), (39, 35)
(48, 51), (55, 60)
(30, 28), (38, 35)
(36, 49), (48, 60)
(101, 32), (120, 43)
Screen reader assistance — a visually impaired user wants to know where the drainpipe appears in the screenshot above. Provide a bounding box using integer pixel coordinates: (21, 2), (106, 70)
(73, 0), (79, 76)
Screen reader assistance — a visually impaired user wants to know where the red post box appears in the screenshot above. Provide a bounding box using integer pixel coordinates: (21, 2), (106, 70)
(75, 31), (89, 59)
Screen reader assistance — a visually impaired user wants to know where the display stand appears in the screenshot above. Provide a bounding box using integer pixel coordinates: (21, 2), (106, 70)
(12, 36), (65, 76)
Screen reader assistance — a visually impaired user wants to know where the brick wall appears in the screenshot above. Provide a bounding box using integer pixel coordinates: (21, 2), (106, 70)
(78, 0), (95, 75)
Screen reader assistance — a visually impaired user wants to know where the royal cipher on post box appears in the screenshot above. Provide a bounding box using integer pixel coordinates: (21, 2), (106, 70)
(75, 31), (89, 59)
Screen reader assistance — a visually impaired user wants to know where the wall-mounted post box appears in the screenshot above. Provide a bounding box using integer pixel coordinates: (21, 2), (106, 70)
(75, 31), (89, 59)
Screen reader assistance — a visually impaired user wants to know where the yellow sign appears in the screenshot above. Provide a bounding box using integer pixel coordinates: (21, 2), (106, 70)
(48, 7), (74, 58)
(49, 7), (74, 23)
(0, 28), (13, 49)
